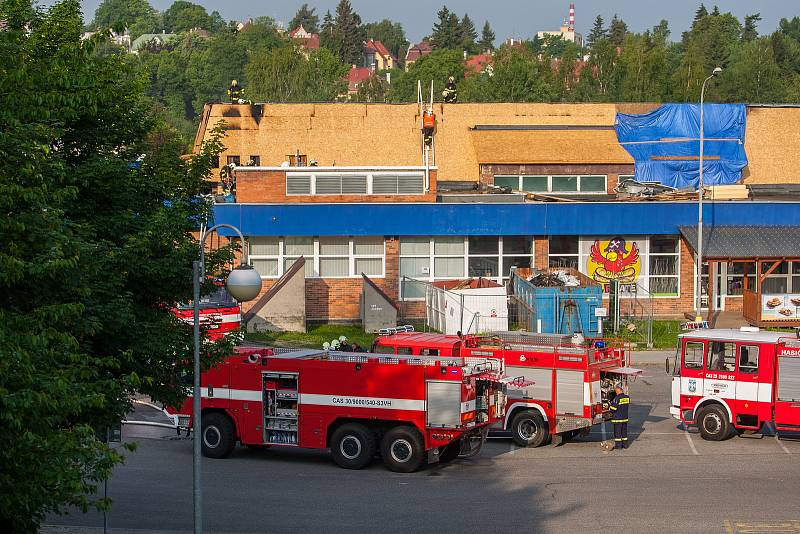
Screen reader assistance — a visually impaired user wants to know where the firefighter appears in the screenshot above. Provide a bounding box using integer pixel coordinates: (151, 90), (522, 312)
(227, 80), (245, 103)
(422, 108), (435, 148)
(442, 76), (457, 103)
(609, 384), (630, 449)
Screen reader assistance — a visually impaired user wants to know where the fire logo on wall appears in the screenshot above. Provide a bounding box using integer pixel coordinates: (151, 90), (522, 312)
(588, 236), (640, 286)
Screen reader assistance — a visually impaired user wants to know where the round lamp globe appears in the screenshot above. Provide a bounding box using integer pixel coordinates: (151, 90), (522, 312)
(226, 265), (262, 302)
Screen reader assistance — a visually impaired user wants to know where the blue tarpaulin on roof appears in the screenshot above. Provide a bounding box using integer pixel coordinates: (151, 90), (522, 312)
(615, 103), (747, 189)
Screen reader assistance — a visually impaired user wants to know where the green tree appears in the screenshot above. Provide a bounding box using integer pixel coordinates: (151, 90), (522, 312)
(0, 1), (235, 530)
(362, 19), (408, 60)
(391, 49), (464, 102)
(332, 0), (365, 65)
(609, 14), (628, 47)
(779, 16), (800, 42)
(289, 3), (319, 33)
(430, 5), (461, 50)
(246, 46), (347, 101)
(587, 15), (607, 49)
(582, 38), (620, 99)
(742, 13), (761, 41)
(320, 9), (337, 53)
(352, 73), (389, 102)
(162, 1), (213, 33)
(478, 20), (495, 52)
(461, 47), (556, 102)
(717, 37), (785, 102)
(459, 13), (478, 54)
(693, 4), (708, 28)
(91, 0), (161, 39)
(616, 32), (669, 102)
(538, 33), (568, 58)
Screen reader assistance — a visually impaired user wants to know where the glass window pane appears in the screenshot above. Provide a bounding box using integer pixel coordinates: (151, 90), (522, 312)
(284, 257), (313, 277)
(434, 237), (465, 255)
(400, 257), (430, 277)
(493, 176), (519, 189)
(503, 236), (532, 255)
(251, 258), (278, 277)
(729, 261), (756, 275)
(651, 236), (679, 254)
(551, 176), (578, 192)
(249, 237), (279, 256)
(707, 342), (736, 372)
(762, 262), (788, 275)
(549, 236), (578, 255)
(468, 257), (499, 277)
(319, 257), (349, 277)
(354, 237), (384, 256)
(434, 257), (464, 278)
(522, 176), (548, 192)
(794, 276), (800, 292)
(399, 237), (429, 256)
(319, 237), (349, 255)
(549, 256), (579, 269)
(401, 279), (427, 299)
(503, 256), (532, 272)
(763, 277), (788, 294)
(684, 342), (704, 370)
(739, 345), (759, 373)
(650, 256), (677, 276)
(580, 175), (606, 192)
(650, 277), (678, 295)
(468, 236), (498, 255)
(793, 262), (800, 275)
(284, 237), (313, 256)
(355, 257), (382, 276)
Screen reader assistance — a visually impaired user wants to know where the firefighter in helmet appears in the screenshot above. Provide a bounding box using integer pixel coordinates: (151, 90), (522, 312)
(227, 79), (245, 104)
(422, 107), (435, 148)
(442, 76), (457, 103)
(609, 384), (630, 449)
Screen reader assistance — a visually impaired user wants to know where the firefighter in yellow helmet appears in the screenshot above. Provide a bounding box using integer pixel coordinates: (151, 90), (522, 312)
(442, 76), (457, 103)
(227, 80), (245, 103)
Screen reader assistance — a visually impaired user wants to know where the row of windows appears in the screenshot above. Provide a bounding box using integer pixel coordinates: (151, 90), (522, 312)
(684, 341), (759, 373)
(248, 237), (385, 278)
(494, 175), (608, 194)
(701, 261), (800, 297)
(222, 155), (260, 167)
(548, 235), (681, 296)
(286, 173), (425, 196)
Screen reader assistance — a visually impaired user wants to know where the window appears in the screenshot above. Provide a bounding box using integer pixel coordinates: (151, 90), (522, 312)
(286, 172), (425, 196)
(739, 345), (759, 374)
(707, 342), (736, 372)
(649, 236), (679, 296)
(248, 236), (385, 279)
(494, 175), (607, 194)
(549, 236), (579, 269)
(762, 261), (790, 294)
(726, 262), (756, 296)
(684, 341), (704, 370)
(373, 344), (396, 354)
(247, 155), (260, 166)
(468, 236), (498, 277)
(226, 155), (240, 166)
(397, 347), (413, 355)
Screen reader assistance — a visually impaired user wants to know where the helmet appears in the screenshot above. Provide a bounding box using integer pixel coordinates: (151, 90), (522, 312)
(338, 336), (348, 342)
(231, 79), (238, 86)
(322, 341), (330, 350)
(448, 76), (455, 83)
(330, 340), (341, 350)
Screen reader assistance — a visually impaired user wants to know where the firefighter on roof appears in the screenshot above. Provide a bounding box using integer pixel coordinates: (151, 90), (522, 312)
(609, 384), (630, 449)
(227, 79), (246, 104)
(442, 76), (457, 103)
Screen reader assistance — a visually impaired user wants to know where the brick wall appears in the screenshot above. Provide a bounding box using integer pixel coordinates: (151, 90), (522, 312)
(235, 169), (437, 203)
(480, 164), (634, 194)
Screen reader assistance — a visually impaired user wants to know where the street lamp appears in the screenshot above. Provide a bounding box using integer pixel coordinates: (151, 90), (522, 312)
(695, 66), (723, 321)
(192, 223), (261, 534)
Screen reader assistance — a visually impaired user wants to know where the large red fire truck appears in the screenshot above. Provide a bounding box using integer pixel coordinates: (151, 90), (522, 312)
(172, 281), (241, 341)
(670, 328), (800, 440)
(372, 330), (639, 447)
(167, 346), (507, 472)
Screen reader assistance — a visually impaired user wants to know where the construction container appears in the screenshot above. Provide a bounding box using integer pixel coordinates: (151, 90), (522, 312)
(510, 268), (602, 335)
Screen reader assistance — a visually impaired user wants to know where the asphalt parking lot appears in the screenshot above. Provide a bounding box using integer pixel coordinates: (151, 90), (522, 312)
(44, 362), (800, 534)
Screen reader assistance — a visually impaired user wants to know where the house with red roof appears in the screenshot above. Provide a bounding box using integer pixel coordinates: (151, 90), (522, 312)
(363, 39), (395, 71)
(346, 65), (373, 96)
(404, 40), (432, 71)
(465, 53), (494, 75)
(289, 25), (320, 54)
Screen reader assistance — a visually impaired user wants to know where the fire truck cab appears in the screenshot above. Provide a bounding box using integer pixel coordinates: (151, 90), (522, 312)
(373, 331), (638, 447)
(172, 281), (241, 341)
(169, 346), (507, 472)
(670, 328), (800, 440)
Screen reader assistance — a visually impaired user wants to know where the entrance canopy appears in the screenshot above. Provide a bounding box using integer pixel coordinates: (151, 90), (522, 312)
(680, 225), (800, 259)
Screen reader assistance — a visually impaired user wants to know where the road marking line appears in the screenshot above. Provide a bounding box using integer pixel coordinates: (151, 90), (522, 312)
(684, 428), (699, 455)
(775, 435), (792, 455)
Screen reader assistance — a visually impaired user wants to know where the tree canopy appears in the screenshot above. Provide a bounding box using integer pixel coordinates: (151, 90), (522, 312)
(289, 3), (319, 33)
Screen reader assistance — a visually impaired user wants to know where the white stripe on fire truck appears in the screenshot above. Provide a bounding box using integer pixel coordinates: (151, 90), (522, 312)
(178, 313), (241, 325)
(680, 377), (773, 402)
(299, 394), (425, 411)
(200, 387), (262, 402)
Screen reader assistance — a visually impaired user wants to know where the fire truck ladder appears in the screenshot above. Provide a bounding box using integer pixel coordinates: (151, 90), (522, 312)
(418, 79), (434, 192)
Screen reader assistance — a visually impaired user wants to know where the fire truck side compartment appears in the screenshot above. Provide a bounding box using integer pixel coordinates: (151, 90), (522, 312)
(777, 356), (800, 402)
(555, 370), (584, 415)
(506, 366), (553, 401)
(426, 381), (463, 428)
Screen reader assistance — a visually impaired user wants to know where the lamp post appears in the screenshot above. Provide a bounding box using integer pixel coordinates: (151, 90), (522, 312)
(695, 66), (723, 321)
(193, 224), (261, 534)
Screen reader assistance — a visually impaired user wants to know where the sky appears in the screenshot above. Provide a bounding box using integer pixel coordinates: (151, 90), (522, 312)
(76, 0), (796, 43)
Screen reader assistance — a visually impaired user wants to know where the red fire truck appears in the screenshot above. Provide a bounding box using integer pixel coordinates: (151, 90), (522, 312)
(670, 328), (800, 440)
(167, 346), (507, 472)
(172, 281), (241, 341)
(372, 330), (639, 447)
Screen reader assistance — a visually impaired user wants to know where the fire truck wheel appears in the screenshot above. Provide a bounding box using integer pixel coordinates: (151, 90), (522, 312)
(201, 413), (236, 459)
(510, 411), (549, 448)
(697, 405), (731, 441)
(380, 426), (425, 473)
(330, 423), (377, 470)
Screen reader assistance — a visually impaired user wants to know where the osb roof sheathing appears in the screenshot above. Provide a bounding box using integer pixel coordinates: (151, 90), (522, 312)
(470, 129), (633, 164)
(742, 107), (800, 184)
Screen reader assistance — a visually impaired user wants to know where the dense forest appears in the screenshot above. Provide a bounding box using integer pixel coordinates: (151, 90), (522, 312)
(87, 0), (800, 144)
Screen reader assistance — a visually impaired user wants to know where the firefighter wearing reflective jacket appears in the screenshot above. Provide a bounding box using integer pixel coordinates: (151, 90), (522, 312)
(610, 385), (630, 449)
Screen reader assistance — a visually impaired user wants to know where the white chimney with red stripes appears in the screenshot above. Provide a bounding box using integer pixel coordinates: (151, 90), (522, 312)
(569, 2), (575, 31)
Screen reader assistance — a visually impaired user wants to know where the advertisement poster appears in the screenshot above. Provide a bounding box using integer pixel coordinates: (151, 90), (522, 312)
(587, 236), (641, 291)
(762, 294), (800, 320)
